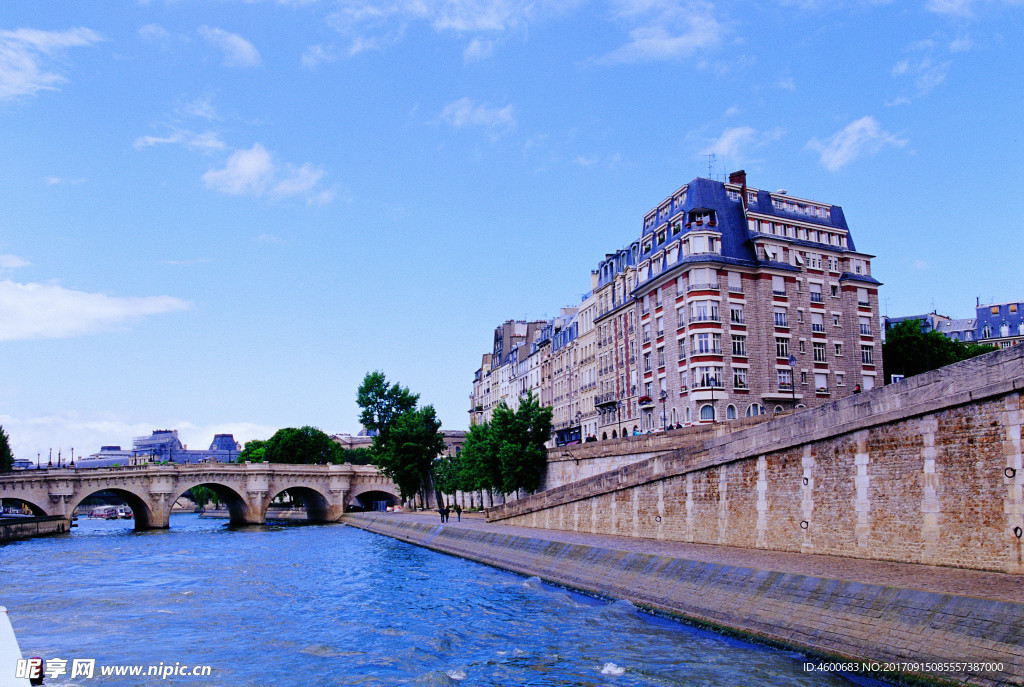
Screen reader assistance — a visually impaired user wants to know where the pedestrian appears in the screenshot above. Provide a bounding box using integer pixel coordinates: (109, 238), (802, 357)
(453, 503), (462, 521)
(853, 384), (862, 394)
(443, 507), (450, 522)
(438, 506), (445, 522)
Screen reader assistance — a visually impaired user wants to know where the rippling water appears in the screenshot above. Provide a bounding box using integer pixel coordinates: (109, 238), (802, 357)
(1, 515), (878, 686)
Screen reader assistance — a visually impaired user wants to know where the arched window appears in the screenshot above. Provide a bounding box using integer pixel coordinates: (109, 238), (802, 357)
(774, 405), (784, 413)
(746, 403), (765, 417)
(726, 404), (737, 420)
(670, 408), (678, 425)
(700, 404), (715, 421)
(982, 325), (992, 338)
(602, 432), (607, 440)
(685, 407), (691, 423)
(612, 430), (617, 439)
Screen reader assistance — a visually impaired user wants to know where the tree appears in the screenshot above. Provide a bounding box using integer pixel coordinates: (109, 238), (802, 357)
(356, 371), (419, 438)
(374, 406), (445, 502)
(189, 486), (220, 509)
(264, 426), (339, 465)
(356, 372), (444, 504)
(883, 320), (996, 382)
(237, 439), (267, 463)
(493, 392), (553, 495)
(0, 425), (13, 473)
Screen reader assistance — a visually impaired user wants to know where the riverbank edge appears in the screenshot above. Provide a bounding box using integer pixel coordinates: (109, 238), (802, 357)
(343, 512), (1023, 687)
(0, 516), (70, 543)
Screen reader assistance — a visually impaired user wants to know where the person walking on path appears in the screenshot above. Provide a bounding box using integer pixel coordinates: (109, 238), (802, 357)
(453, 504), (462, 521)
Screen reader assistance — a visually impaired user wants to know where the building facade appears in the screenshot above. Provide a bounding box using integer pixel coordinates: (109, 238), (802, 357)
(470, 171), (883, 442)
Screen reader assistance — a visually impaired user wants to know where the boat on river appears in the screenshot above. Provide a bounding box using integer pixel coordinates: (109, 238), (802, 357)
(88, 506), (119, 519)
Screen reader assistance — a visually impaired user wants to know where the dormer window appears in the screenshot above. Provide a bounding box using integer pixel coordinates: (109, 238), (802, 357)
(657, 229), (666, 244)
(689, 209), (716, 226)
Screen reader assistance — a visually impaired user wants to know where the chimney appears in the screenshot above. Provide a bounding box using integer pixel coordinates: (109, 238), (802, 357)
(729, 169), (748, 210)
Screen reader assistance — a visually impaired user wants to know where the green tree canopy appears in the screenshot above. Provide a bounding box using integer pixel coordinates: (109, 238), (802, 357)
(883, 320), (996, 382)
(264, 426), (340, 465)
(237, 439), (267, 463)
(356, 371), (419, 438)
(493, 392), (553, 495)
(356, 372), (444, 503)
(0, 425), (14, 473)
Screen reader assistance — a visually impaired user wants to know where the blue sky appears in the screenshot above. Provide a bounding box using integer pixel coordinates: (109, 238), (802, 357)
(1, 0), (1021, 461)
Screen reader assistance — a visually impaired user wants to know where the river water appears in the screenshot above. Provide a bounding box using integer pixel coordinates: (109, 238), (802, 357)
(1, 515), (880, 686)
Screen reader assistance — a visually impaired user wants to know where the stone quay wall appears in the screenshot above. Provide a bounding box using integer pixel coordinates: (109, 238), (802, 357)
(344, 512), (1024, 687)
(491, 345), (1024, 574)
(0, 516), (70, 543)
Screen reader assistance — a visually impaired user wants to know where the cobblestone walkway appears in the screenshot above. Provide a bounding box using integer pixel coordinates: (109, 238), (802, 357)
(369, 511), (1024, 605)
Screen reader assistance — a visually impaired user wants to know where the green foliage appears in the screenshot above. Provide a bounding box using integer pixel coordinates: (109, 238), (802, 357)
(0, 426), (13, 473)
(356, 371), (419, 437)
(338, 447), (374, 465)
(883, 320), (997, 382)
(439, 393), (553, 497)
(238, 439), (267, 463)
(264, 426), (339, 465)
(374, 406), (445, 501)
(189, 485), (220, 508)
(356, 372), (444, 502)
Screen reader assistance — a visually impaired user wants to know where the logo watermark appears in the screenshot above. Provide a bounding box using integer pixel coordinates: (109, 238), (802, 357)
(15, 657), (213, 680)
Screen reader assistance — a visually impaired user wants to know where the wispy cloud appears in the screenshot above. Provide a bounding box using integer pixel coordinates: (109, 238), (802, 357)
(198, 26), (261, 68)
(440, 97), (516, 135)
(925, 0), (977, 16)
(891, 39), (952, 98)
(0, 254), (30, 270)
(0, 279), (190, 341)
(302, 44), (340, 68)
(700, 126), (784, 164)
(134, 128), (226, 153)
(806, 116), (907, 172)
(595, 0), (724, 64)
(45, 176), (86, 186)
(203, 143), (334, 204)
(0, 27), (102, 100)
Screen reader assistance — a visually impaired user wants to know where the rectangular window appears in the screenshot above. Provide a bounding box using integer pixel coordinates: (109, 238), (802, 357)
(861, 375), (874, 391)
(774, 308), (788, 327)
(656, 316), (664, 336)
(859, 316), (871, 335)
(731, 335), (746, 357)
(799, 339), (806, 354)
(812, 313), (825, 333)
(834, 343), (842, 357)
(813, 341), (826, 362)
(776, 337), (790, 358)
(643, 323), (651, 343)
(861, 345), (874, 365)
(644, 352), (651, 371)
(728, 271), (742, 292)
(857, 288), (869, 306)
(832, 314), (841, 327)
(657, 347), (665, 367)
(815, 373), (828, 392)
(772, 275), (786, 295)
(693, 333), (711, 354)
(733, 367), (748, 389)
(831, 284), (840, 298)
(730, 304), (744, 324)
(777, 368), (793, 390)
(836, 372), (845, 386)
(809, 282), (823, 303)
(679, 370), (688, 390)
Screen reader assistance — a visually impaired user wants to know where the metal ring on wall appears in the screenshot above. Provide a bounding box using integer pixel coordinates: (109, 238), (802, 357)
(1006, 467), (1017, 479)
(802, 477), (809, 486)
(655, 516), (662, 522)
(1014, 526), (1023, 539)
(800, 520), (809, 530)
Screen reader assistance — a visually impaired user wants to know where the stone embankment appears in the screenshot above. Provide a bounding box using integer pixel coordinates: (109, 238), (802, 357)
(0, 516), (69, 543)
(345, 511), (1024, 687)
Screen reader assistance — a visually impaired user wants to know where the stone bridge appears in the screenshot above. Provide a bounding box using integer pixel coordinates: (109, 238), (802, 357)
(0, 463), (400, 529)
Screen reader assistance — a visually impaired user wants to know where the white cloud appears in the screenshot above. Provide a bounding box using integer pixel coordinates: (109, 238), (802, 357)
(202, 143), (274, 195)
(440, 97), (516, 133)
(596, 0), (723, 64)
(0, 27), (102, 100)
(0, 254), (30, 270)
(463, 37), (498, 62)
(302, 44), (339, 68)
(700, 125), (784, 163)
(203, 143), (334, 203)
(0, 279), (190, 341)
(138, 23), (171, 43)
(198, 26), (261, 68)
(806, 116), (907, 172)
(45, 176), (86, 186)
(134, 128), (226, 153)
(181, 97), (218, 120)
(926, 0), (976, 16)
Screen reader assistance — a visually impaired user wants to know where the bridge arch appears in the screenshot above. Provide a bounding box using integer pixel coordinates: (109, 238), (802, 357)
(170, 481), (255, 528)
(68, 487), (157, 529)
(266, 484), (338, 523)
(347, 486), (400, 512)
(0, 495), (48, 517)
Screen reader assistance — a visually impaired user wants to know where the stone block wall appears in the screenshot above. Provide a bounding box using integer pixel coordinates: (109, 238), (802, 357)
(490, 345), (1024, 574)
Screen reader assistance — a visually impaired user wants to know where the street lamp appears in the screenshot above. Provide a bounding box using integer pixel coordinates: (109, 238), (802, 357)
(788, 354), (797, 408)
(575, 410), (582, 443)
(660, 389), (667, 430)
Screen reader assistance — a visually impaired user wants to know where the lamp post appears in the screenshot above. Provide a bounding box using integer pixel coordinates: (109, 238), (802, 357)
(708, 371), (716, 422)
(660, 389), (667, 430)
(575, 410), (582, 443)
(788, 355), (797, 408)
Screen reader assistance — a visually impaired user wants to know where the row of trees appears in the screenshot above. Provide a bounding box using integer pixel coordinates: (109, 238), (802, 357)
(0, 426), (13, 473)
(433, 393), (553, 500)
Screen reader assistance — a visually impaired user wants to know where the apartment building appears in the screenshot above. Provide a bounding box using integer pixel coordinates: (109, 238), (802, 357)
(471, 171), (882, 441)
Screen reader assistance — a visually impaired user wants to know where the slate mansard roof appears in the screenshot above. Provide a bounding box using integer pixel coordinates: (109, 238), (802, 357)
(606, 175), (877, 292)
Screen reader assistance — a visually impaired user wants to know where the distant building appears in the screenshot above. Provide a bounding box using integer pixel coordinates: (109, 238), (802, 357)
(78, 430), (240, 468)
(976, 301), (1024, 348)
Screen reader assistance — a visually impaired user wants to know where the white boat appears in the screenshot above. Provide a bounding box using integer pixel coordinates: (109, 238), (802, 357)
(0, 607), (31, 686)
(88, 506), (118, 519)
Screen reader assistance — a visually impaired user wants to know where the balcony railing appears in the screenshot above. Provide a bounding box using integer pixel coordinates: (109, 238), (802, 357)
(810, 292), (824, 303)
(688, 282), (720, 292)
(689, 313), (720, 323)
